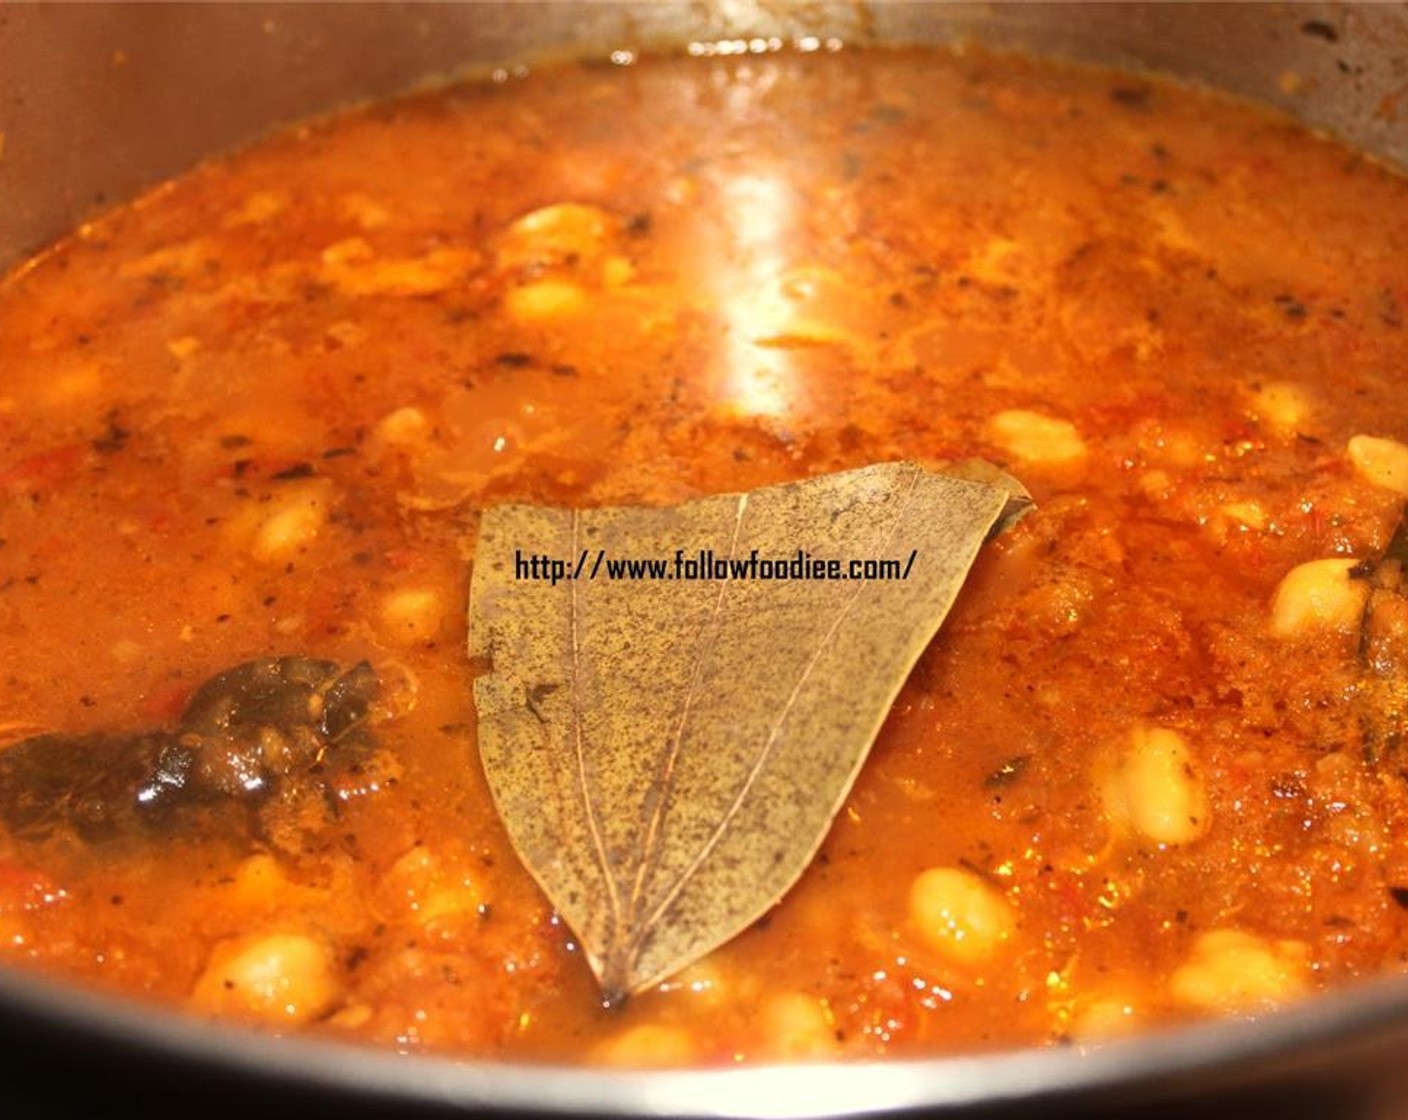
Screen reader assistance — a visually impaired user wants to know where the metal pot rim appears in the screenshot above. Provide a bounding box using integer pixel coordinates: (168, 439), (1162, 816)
(3, 4), (1408, 1112)
(4, 958), (1408, 1115)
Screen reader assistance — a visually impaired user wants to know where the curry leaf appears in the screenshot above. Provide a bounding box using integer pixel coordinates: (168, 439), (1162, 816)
(468, 461), (1029, 1003)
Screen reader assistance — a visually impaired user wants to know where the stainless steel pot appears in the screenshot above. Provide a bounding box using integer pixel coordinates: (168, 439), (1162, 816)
(2, 3), (1408, 1116)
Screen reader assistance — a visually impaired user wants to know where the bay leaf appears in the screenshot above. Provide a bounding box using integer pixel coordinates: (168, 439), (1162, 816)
(468, 460), (1030, 1004)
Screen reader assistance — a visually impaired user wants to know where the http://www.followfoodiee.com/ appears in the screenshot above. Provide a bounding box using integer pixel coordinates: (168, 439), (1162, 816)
(511, 547), (920, 585)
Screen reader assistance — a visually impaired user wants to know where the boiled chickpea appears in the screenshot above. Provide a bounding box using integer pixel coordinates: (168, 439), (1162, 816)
(506, 278), (588, 321)
(1248, 380), (1315, 438)
(336, 248), (473, 297)
(762, 992), (841, 1059)
(374, 405), (430, 446)
(498, 202), (615, 272)
(1347, 434), (1408, 496)
(987, 410), (1087, 464)
(321, 237), (473, 296)
(601, 256), (636, 288)
(1104, 726), (1210, 846)
(191, 932), (341, 1026)
(908, 867), (1017, 966)
(379, 587), (446, 646)
(1169, 929), (1307, 1014)
(227, 853), (294, 908)
(593, 1023), (695, 1067)
(1220, 500), (1267, 531)
(658, 959), (730, 1007)
(1070, 997), (1141, 1041)
(1269, 558), (1368, 639)
(249, 483), (332, 563)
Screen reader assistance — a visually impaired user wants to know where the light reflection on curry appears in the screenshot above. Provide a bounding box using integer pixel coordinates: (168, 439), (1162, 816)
(0, 45), (1407, 1064)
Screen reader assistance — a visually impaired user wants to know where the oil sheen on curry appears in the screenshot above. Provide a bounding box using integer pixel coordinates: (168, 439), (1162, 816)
(1, 45), (1407, 1064)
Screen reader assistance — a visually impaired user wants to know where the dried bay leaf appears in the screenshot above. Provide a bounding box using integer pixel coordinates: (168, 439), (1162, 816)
(468, 461), (1030, 1003)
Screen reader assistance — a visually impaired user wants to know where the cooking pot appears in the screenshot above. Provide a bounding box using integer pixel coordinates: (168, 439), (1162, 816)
(2, 3), (1408, 1116)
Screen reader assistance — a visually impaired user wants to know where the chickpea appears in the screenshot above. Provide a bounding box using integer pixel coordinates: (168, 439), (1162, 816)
(1347, 434), (1408, 496)
(374, 405), (430, 446)
(593, 1023), (695, 1068)
(1248, 380), (1315, 438)
(379, 845), (485, 936)
(417, 884), (486, 934)
(347, 249), (474, 297)
(191, 932), (341, 1026)
(225, 853), (329, 911)
(601, 256), (636, 288)
(656, 959), (730, 1007)
(0, 915), (25, 948)
(1269, 558), (1369, 639)
(380, 587), (446, 646)
(908, 866), (1017, 966)
(1103, 726), (1210, 847)
(1169, 929), (1307, 1015)
(762, 992), (841, 1059)
(1070, 997), (1141, 1041)
(328, 248), (474, 298)
(505, 278), (589, 321)
(227, 853), (293, 908)
(320, 237), (474, 296)
(988, 410), (1087, 464)
(1220, 500), (1267, 531)
(1141, 425), (1204, 469)
(249, 482), (333, 563)
(498, 202), (615, 272)
(326, 1003), (374, 1030)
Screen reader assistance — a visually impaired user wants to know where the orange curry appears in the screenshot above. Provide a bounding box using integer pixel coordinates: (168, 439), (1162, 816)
(1, 46), (1407, 1064)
